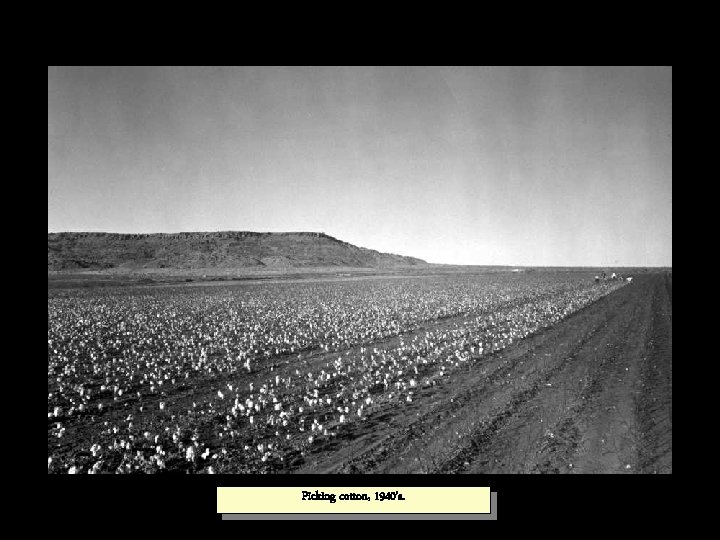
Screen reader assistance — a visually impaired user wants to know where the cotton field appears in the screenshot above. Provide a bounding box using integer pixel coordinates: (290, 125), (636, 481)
(48, 273), (625, 474)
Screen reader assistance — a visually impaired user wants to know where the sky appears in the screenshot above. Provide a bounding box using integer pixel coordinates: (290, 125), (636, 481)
(48, 66), (672, 266)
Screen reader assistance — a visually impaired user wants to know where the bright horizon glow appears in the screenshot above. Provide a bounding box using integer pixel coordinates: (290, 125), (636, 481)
(48, 66), (672, 267)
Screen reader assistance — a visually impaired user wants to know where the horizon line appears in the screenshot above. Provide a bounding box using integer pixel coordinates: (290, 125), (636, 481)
(47, 229), (671, 269)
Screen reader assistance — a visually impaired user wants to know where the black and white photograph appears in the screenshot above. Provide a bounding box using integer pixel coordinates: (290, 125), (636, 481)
(48, 66), (672, 477)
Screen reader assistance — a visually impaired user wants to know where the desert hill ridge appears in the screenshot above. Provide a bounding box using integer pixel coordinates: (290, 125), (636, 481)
(48, 231), (427, 271)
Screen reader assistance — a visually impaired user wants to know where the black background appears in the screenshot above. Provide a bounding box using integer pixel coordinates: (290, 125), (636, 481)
(46, 10), (675, 529)
(46, 473), (675, 526)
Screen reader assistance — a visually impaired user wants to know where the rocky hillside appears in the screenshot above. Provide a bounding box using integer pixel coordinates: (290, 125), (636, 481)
(48, 231), (427, 271)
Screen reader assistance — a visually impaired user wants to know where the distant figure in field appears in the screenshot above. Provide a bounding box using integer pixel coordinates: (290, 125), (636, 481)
(611, 272), (617, 280)
(626, 276), (633, 282)
(594, 276), (600, 283)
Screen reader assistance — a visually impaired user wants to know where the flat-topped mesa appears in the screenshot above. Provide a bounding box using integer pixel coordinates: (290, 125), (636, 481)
(47, 231), (427, 271)
(49, 231), (345, 242)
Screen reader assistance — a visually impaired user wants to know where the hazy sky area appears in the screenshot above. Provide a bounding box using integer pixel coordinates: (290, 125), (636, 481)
(48, 66), (672, 266)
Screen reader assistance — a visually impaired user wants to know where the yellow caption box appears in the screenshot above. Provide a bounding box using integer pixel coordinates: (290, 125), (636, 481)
(217, 487), (491, 514)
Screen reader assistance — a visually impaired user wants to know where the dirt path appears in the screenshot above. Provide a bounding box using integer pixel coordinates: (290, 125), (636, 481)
(295, 273), (672, 474)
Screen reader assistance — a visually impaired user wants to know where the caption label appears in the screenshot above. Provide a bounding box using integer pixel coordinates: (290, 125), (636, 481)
(217, 486), (491, 514)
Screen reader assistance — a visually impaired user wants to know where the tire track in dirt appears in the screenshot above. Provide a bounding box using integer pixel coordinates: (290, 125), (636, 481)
(636, 273), (672, 473)
(535, 289), (650, 473)
(554, 274), (671, 474)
